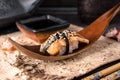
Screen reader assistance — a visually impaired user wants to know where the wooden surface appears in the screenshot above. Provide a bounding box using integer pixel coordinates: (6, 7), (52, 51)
(0, 25), (120, 80)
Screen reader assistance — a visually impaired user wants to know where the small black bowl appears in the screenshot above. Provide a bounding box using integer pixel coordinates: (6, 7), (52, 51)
(16, 15), (70, 43)
(17, 15), (70, 32)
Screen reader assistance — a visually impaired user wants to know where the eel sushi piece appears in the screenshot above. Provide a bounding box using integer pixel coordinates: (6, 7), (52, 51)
(40, 30), (89, 56)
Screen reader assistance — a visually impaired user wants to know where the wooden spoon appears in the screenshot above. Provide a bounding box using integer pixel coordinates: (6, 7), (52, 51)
(8, 3), (120, 61)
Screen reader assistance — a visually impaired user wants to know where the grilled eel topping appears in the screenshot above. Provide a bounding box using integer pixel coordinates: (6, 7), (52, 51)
(41, 30), (89, 56)
(43, 30), (70, 55)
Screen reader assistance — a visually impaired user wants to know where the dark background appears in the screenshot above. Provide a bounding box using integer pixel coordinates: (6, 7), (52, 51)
(35, 0), (81, 25)
(1, 0), (120, 35)
(35, 0), (120, 27)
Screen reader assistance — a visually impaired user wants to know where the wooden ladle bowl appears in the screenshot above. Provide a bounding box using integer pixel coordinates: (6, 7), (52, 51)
(9, 3), (120, 61)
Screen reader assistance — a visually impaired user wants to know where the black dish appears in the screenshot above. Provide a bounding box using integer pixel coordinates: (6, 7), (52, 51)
(17, 15), (70, 33)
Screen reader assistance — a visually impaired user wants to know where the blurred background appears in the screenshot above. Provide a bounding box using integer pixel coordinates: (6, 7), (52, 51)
(0, 0), (120, 35)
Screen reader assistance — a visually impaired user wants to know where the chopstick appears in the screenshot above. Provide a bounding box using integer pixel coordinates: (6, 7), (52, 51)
(100, 70), (120, 80)
(82, 62), (120, 80)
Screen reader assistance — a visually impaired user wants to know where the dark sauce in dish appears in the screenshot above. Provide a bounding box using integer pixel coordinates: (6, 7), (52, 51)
(25, 19), (59, 30)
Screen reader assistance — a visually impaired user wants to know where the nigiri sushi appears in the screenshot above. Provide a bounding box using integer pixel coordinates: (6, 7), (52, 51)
(40, 30), (89, 56)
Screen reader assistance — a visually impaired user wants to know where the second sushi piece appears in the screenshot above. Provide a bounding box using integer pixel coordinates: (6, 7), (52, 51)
(40, 30), (89, 56)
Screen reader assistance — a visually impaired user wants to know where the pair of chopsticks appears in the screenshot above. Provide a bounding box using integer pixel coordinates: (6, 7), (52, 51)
(100, 70), (120, 80)
(82, 62), (120, 80)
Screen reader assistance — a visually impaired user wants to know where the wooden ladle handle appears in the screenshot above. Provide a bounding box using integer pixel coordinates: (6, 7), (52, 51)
(79, 3), (120, 42)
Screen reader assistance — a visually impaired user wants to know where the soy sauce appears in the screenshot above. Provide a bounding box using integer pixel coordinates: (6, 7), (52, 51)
(25, 19), (59, 30)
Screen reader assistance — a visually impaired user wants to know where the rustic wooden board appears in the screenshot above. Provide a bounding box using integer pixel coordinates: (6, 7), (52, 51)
(0, 25), (120, 80)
